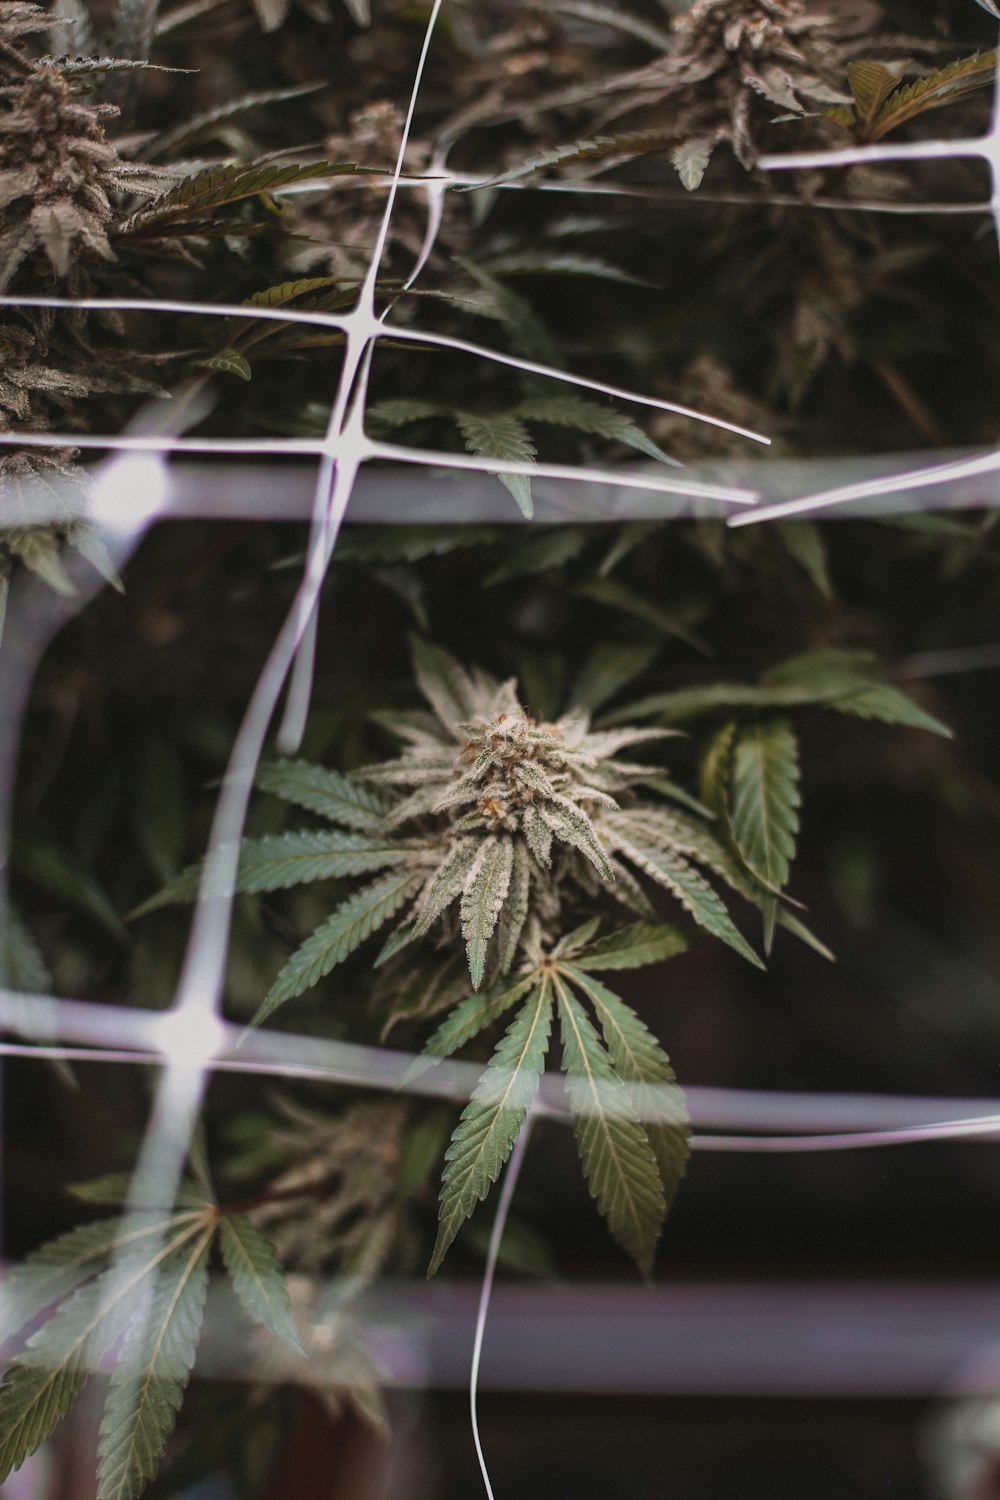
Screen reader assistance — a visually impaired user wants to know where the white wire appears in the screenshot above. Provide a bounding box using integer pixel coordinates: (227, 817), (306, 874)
(470, 1114), (534, 1500)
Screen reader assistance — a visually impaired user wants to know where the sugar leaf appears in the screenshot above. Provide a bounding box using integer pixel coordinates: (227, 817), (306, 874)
(461, 836), (515, 988)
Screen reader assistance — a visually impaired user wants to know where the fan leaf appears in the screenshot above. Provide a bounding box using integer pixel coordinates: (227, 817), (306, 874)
(455, 412), (537, 519)
(729, 719), (801, 951)
(572, 922), (690, 972)
(429, 984), (553, 1274)
(606, 828), (763, 968)
(563, 967), (689, 1206)
(218, 1215), (304, 1355)
(555, 979), (664, 1276)
(95, 1231), (213, 1500)
(255, 759), (390, 830)
(250, 871), (423, 1026)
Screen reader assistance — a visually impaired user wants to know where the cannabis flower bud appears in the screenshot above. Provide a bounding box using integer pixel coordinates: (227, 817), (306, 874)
(140, 637), (770, 1023)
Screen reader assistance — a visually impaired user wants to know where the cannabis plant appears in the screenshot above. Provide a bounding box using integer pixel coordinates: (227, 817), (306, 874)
(139, 635), (946, 1276)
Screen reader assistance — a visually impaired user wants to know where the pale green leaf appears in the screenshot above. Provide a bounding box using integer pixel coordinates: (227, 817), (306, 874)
(410, 636), (480, 732)
(68, 1176), (211, 1210)
(411, 840), (478, 937)
(0, 1219), (123, 1346)
(429, 985), (553, 1274)
(256, 759), (390, 829)
(475, 131), (680, 190)
(539, 794), (614, 881)
(495, 839), (531, 974)
(366, 399), (442, 430)
(151, 86), (327, 160)
(698, 719), (737, 815)
(555, 980), (664, 1276)
(250, 871), (423, 1027)
(551, 918), (603, 960)
(563, 967), (689, 1205)
(461, 836), (515, 988)
(96, 1232), (212, 1500)
(218, 1215), (303, 1354)
(670, 137), (716, 191)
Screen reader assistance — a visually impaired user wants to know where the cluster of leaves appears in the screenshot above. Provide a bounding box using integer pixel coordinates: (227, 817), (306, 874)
(0, 1170), (306, 1500)
(136, 634), (944, 1277)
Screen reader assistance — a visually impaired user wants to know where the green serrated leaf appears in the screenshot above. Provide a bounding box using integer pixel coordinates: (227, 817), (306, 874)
(0, 1219), (123, 1347)
(775, 520), (832, 597)
(869, 50), (996, 141)
(461, 836), (515, 988)
(132, 830), (413, 916)
(730, 720), (801, 950)
(12, 839), (126, 942)
(572, 922), (690, 971)
(539, 794), (614, 882)
(555, 978), (664, 1276)
(411, 840), (478, 938)
(96, 1231), (213, 1500)
(196, 348), (252, 381)
(255, 760), (390, 830)
(825, 682), (952, 737)
(429, 984), (553, 1274)
(577, 578), (707, 652)
(218, 1215), (304, 1354)
(150, 85), (327, 160)
(366, 399), (442, 431)
(516, 394), (679, 468)
(408, 974), (536, 1080)
(563, 967), (689, 1206)
(455, 412), (537, 519)
(122, 160), (362, 233)
(68, 1176), (212, 1210)
(608, 830), (763, 969)
(0, 1216), (206, 1484)
(249, 871), (423, 1027)
(846, 60), (898, 125)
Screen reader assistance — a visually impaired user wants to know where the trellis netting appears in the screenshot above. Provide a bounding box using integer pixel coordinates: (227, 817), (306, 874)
(1, 1), (1000, 1496)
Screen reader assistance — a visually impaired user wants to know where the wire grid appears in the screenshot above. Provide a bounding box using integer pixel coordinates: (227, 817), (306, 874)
(2, 5), (1000, 1494)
